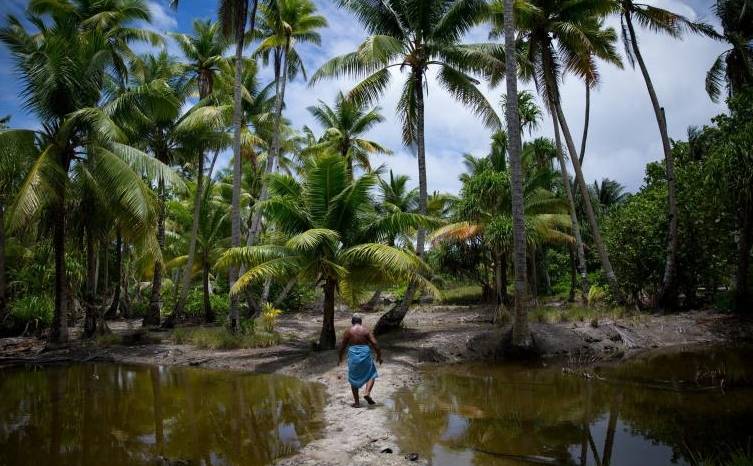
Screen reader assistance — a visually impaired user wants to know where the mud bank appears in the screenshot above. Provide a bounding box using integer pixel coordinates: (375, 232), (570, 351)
(1, 306), (751, 465)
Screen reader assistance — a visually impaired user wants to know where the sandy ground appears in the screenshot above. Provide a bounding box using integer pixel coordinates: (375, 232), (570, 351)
(1, 305), (751, 465)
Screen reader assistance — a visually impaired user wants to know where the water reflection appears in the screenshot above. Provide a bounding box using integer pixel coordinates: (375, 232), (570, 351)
(0, 363), (326, 466)
(390, 346), (753, 466)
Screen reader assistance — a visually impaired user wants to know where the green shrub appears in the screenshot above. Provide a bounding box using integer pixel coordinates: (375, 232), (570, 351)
(10, 295), (54, 328)
(260, 303), (282, 332)
(588, 285), (607, 306)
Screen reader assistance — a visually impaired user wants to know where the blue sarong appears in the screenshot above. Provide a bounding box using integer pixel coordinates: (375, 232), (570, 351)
(347, 344), (378, 389)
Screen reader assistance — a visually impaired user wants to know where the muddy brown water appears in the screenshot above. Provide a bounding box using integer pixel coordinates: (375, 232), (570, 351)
(0, 363), (326, 466)
(387, 346), (753, 466)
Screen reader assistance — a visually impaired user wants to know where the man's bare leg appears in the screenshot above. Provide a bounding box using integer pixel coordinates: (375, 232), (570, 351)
(351, 385), (360, 407)
(363, 378), (376, 405)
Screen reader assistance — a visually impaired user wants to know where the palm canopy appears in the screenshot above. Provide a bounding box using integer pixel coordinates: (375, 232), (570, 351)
(489, 0), (622, 105)
(219, 152), (438, 300)
(310, 0), (503, 144)
(306, 91), (392, 174)
(433, 160), (572, 252)
(706, 0), (753, 102)
(254, 0), (328, 81)
(171, 19), (230, 98)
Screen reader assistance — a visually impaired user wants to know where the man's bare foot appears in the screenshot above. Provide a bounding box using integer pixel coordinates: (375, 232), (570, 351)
(364, 395), (375, 405)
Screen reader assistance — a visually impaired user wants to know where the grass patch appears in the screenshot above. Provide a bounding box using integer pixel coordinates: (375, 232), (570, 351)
(441, 285), (484, 304)
(528, 305), (633, 325)
(172, 327), (282, 350)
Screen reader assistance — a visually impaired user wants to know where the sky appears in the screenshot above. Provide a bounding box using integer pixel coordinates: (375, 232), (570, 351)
(0, 0), (728, 194)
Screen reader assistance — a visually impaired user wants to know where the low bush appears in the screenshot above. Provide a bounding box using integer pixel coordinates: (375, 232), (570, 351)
(9, 295), (54, 330)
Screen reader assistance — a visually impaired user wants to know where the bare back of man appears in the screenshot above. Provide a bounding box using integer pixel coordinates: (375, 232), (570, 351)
(339, 314), (382, 407)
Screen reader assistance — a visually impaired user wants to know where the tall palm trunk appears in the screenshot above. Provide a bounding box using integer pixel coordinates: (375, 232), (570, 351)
(145, 177), (165, 327)
(373, 70), (426, 335)
(0, 203), (6, 322)
(84, 228), (99, 338)
(579, 84), (590, 165)
(248, 44), (289, 246)
(165, 153), (204, 328)
(503, 0), (529, 346)
(319, 278), (337, 350)
(50, 152), (71, 344)
(106, 230), (122, 318)
(542, 51), (621, 300)
(228, 0), (251, 333)
(554, 100), (621, 299)
(553, 114), (589, 303)
(203, 256), (214, 323)
(169, 67), (214, 325)
(624, 12), (678, 308)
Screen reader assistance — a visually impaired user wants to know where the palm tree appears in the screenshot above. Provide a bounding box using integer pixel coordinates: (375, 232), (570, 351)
(306, 92), (392, 177)
(167, 182), (231, 322)
(312, 0), (502, 334)
(169, 19), (229, 321)
(220, 153), (437, 350)
(0, 0), (166, 342)
(706, 0), (753, 102)
(616, 0), (716, 307)
(246, 0), (327, 252)
(116, 52), (194, 327)
(491, 0), (624, 300)
(433, 152), (572, 311)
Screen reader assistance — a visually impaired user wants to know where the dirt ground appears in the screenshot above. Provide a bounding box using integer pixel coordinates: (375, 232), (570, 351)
(1, 304), (751, 465)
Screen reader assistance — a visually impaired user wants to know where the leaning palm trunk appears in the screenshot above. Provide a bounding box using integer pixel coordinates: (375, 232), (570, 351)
(553, 99), (622, 300)
(373, 71), (427, 335)
(165, 153), (204, 327)
(203, 257), (214, 323)
(624, 12), (678, 308)
(579, 84), (590, 165)
(502, 0), (529, 347)
(228, 0), (251, 334)
(145, 177), (166, 327)
(273, 278), (297, 307)
(553, 115), (589, 303)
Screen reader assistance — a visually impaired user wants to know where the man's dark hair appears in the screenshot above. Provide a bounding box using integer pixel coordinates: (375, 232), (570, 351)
(351, 314), (362, 325)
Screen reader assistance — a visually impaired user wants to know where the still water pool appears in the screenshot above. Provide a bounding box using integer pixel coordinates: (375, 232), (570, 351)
(0, 363), (326, 466)
(388, 346), (753, 466)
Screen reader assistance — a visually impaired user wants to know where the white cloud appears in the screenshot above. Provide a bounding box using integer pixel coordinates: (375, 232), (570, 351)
(215, 0), (727, 195)
(147, 1), (178, 32)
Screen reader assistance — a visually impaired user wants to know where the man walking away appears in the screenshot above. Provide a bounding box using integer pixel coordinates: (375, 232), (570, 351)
(338, 313), (382, 407)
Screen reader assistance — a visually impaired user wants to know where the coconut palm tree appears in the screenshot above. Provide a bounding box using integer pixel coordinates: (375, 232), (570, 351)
(115, 52), (195, 327)
(167, 181), (231, 322)
(433, 154), (572, 310)
(490, 0), (624, 300)
(0, 0), (168, 342)
(312, 0), (503, 334)
(306, 92), (392, 178)
(169, 19), (229, 321)
(246, 0), (328, 252)
(219, 153), (437, 350)
(615, 0), (716, 307)
(706, 0), (753, 102)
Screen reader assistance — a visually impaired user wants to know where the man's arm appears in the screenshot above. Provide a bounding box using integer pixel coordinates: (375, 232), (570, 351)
(338, 329), (350, 365)
(368, 332), (382, 364)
